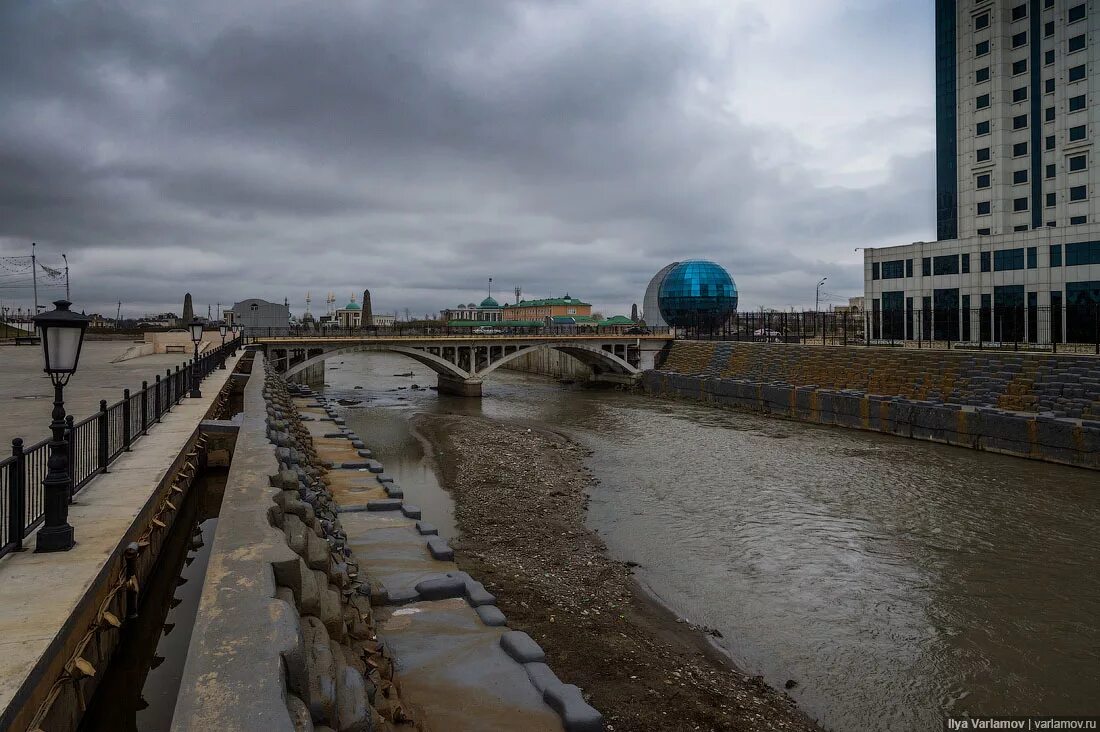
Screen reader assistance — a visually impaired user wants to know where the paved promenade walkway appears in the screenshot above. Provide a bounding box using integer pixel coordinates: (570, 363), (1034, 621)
(0, 353), (241, 723)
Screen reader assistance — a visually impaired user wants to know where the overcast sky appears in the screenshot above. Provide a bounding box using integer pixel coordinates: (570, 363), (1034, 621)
(0, 0), (935, 319)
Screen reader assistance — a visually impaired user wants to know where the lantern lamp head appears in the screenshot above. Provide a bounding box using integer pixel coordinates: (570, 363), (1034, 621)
(189, 320), (204, 343)
(219, 322), (228, 337)
(33, 300), (90, 384)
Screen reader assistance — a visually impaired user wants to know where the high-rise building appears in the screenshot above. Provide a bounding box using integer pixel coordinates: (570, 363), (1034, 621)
(866, 1), (1100, 345)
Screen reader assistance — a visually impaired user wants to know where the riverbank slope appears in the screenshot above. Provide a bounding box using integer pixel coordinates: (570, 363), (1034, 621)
(416, 413), (820, 732)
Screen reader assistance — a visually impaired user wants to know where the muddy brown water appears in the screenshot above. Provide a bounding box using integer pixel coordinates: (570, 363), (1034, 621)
(319, 352), (1100, 731)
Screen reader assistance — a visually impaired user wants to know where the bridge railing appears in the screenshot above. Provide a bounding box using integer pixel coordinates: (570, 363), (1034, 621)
(243, 325), (673, 340)
(0, 336), (242, 558)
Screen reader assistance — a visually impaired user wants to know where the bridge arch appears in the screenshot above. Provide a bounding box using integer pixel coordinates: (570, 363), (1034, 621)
(473, 342), (638, 378)
(281, 344), (471, 379)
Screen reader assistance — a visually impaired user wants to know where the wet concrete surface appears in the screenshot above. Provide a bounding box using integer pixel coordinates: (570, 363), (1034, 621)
(297, 399), (568, 731)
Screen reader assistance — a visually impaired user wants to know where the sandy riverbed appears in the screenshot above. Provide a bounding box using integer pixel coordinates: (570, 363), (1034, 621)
(415, 413), (821, 732)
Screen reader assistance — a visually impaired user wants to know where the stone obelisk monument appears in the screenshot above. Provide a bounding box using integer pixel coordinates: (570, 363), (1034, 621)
(362, 289), (373, 327)
(182, 293), (194, 325)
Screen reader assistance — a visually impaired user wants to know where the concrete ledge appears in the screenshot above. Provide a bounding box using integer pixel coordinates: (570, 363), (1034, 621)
(173, 354), (303, 732)
(500, 631), (546, 663)
(426, 536), (454, 561)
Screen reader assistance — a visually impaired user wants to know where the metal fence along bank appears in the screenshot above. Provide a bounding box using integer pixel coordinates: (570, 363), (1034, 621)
(0, 337), (241, 558)
(678, 305), (1100, 353)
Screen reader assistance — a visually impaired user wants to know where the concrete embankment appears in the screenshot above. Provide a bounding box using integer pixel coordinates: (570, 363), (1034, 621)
(0, 353), (242, 732)
(645, 341), (1100, 470)
(175, 355), (601, 731)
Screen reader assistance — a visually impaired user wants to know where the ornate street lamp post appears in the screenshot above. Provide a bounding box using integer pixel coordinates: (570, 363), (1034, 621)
(218, 322), (228, 369)
(33, 300), (90, 552)
(189, 320), (204, 399)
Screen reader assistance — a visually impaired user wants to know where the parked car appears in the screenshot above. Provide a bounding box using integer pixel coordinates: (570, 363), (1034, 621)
(473, 326), (504, 335)
(624, 326), (651, 335)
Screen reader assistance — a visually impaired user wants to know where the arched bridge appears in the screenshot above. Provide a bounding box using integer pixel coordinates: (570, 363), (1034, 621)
(255, 334), (671, 396)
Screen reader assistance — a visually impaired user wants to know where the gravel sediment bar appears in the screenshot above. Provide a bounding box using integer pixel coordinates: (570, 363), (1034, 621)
(416, 413), (821, 732)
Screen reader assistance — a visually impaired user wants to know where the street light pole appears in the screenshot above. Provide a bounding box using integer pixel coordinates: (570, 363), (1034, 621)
(33, 300), (89, 552)
(816, 277), (828, 339)
(218, 322), (228, 369)
(189, 320), (203, 398)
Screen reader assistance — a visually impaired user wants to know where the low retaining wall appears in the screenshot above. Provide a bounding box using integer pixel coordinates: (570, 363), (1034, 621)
(642, 371), (1100, 471)
(173, 354), (406, 731)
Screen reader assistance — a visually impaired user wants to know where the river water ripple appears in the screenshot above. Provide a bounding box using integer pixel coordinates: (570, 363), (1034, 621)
(320, 353), (1100, 731)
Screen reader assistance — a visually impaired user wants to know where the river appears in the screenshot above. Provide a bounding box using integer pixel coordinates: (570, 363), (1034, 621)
(318, 352), (1100, 731)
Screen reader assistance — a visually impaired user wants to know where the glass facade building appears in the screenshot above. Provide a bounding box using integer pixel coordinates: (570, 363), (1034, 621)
(656, 260), (738, 328)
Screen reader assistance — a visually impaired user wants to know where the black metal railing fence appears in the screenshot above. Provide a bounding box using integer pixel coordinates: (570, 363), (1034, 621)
(677, 305), (1100, 354)
(0, 336), (241, 558)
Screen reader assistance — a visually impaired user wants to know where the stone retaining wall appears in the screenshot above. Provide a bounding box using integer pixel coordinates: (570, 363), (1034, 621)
(660, 341), (1100, 420)
(642, 371), (1100, 471)
(173, 355), (410, 732)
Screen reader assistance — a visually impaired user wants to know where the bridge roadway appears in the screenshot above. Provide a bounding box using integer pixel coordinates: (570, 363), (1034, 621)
(256, 334), (672, 396)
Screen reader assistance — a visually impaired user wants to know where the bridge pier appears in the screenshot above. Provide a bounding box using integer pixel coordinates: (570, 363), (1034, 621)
(437, 373), (483, 397)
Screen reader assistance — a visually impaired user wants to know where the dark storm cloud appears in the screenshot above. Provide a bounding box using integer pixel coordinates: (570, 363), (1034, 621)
(0, 0), (933, 317)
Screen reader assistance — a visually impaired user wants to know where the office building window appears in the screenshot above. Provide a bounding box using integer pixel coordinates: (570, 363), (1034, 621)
(1070, 125), (1087, 141)
(1069, 4), (1086, 23)
(1014, 169), (1029, 184)
(1046, 20), (1056, 37)
(1014, 225), (1030, 232)
(1046, 106), (1056, 122)
(934, 255), (960, 276)
(1012, 31), (1028, 49)
(1046, 0), (1055, 8)
(975, 12), (990, 29)
(978, 228), (992, 236)
(977, 173), (991, 188)
(977, 67), (990, 83)
(1013, 59), (1028, 75)
(976, 40), (990, 56)
(1069, 64), (1087, 82)
(980, 147), (994, 161)
(1069, 154), (1088, 171)
(978, 201), (992, 215)
(976, 94), (990, 109)
(1070, 185), (1088, 201)
(1011, 142), (1026, 157)
(905, 259), (913, 277)
(1051, 244), (1062, 267)
(1066, 241), (1100, 265)
(962, 253), (971, 274)
(981, 251), (991, 271)
(1069, 34), (1087, 53)
(1047, 163), (1057, 178)
(872, 262), (880, 280)
(977, 120), (991, 136)
(1027, 247), (1038, 269)
(1069, 94), (1087, 111)
(1071, 215), (1088, 224)
(1046, 78), (1056, 93)
(1045, 49), (1056, 65)
(1014, 197), (1029, 212)
(994, 248), (1026, 271)
(881, 260), (905, 279)
(1013, 114), (1028, 129)
(1012, 4), (1028, 20)
(1048, 221), (1057, 227)
(1047, 135), (1057, 150)
(922, 257), (932, 276)
(1013, 87), (1028, 103)
(1047, 192), (1057, 206)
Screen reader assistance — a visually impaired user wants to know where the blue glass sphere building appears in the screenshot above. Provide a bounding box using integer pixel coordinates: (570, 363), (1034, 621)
(653, 260), (738, 327)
